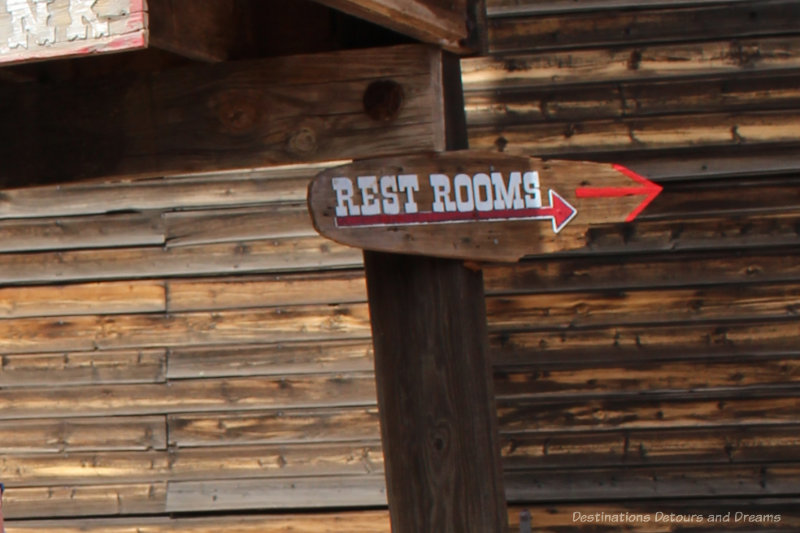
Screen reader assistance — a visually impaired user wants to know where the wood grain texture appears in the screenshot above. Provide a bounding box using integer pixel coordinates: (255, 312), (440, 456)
(315, 0), (470, 52)
(364, 252), (507, 532)
(488, 1), (800, 53)
(0, 416), (166, 453)
(0, 44), (444, 183)
(461, 36), (800, 91)
(0, 349), (166, 388)
(148, 0), (241, 62)
(167, 340), (374, 379)
(486, 0), (756, 16)
(169, 407), (380, 447)
(166, 271), (367, 312)
(0, 374), (377, 419)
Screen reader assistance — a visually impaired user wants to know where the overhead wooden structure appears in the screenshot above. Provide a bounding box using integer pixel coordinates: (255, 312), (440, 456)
(1, 0), (800, 531)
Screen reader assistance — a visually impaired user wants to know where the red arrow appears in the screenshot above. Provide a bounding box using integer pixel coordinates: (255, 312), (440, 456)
(575, 164), (662, 222)
(336, 190), (577, 234)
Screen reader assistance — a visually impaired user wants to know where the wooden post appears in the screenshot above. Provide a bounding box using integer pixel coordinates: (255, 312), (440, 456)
(362, 53), (508, 532)
(363, 252), (507, 532)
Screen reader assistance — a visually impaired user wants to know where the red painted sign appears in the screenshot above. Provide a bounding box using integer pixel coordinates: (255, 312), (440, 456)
(308, 151), (662, 261)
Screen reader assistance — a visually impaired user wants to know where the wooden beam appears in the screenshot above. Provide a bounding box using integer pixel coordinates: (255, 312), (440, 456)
(148, 0), (242, 62)
(0, 44), (445, 184)
(315, 0), (478, 53)
(364, 253), (507, 532)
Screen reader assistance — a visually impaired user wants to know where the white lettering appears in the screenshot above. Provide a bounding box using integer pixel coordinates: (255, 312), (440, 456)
(492, 172), (525, 210)
(453, 173), (474, 212)
(357, 176), (380, 216)
(67, 0), (109, 40)
(523, 171), (542, 208)
(7, 0), (55, 49)
(472, 172), (493, 211)
(430, 173), (456, 213)
(332, 177), (359, 217)
(380, 176), (400, 215)
(397, 174), (419, 213)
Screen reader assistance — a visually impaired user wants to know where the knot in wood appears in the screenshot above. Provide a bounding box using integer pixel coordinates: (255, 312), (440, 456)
(211, 90), (263, 135)
(363, 80), (405, 122)
(287, 127), (318, 156)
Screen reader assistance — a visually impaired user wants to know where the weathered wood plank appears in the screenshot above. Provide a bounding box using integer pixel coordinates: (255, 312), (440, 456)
(0, 0), (147, 66)
(487, 283), (800, 331)
(166, 474), (387, 512)
(169, 407), (380, 447)
(494, 356), (800, 400)
(483, 250), (800, 294)
(5, 511), (393, 533)
(166, 271), (367, 312)
(0, 281), (165, 318)
(315, 0), (470, 52)
(164, 204), (315, 247)
(461, 37), (800, 91)
(497, 396), (800, 433)
(0, 304), (371, 355)
(0, 349), (166, 388)
(0, 171), (312, 219)
(170, 443), (384, 480)
(167, 340), (374, 379)
(505, 464), (800, 502)
(0, 45), (444, 183)
(486, 0), (756, 16)
(0, 212), (164, 252)
(469, 109), (800, 157)
(0, 236), (363, 285)
(0, 374), (377, 419)
(2, 483), (166, 519)
(491, 320), (800, 365)
(466, 74), (800, 126)
(488, 1), (800, 53)
(0, 416), (166, 453)
(501, 425), (800, 469)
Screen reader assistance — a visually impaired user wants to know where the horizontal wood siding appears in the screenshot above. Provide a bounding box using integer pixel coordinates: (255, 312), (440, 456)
(466, 0), (800, 529)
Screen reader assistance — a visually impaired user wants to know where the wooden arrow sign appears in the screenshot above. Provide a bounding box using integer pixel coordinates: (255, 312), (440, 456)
(308, 151), (662, 262)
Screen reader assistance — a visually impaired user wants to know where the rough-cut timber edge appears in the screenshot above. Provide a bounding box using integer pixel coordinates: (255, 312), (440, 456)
(0, 44), (444, 184)
(364, 252), (508, 532)
(314, 0), (473, 53)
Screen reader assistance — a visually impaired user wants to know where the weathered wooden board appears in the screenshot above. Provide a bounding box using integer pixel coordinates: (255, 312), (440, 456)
(0, 416), (166, 453)
(309, 151), (661, 261)
(2, 483), (166, 519)
(494, 356), (800, 400)
(488, 1), (800, 53)
(0, 281), (164, 318)
(0, 0), (147, 66)
(4, 511), (393, 533)
(0, 236), (363, 285)
(486, 0), (756, 16)
(167, 340), (374, 379)
(483, 250), (800, 294)
(0, 375), (377, 419)
(0, 349), (165, 388)
(0, 44), (444, 183)
(461, 36), (800, 91)
(168, 407), (380, 447)
(497, 396), (800, 433)
(315, 0), (471, 52)
(166, 474), (388, 512)
(166, 271), (367, 312)
(501, 425), (800, 469)
(486, 283), (800, 331)
(505, 464), (800, 502)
